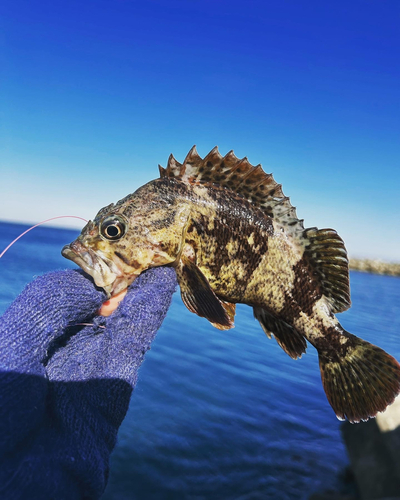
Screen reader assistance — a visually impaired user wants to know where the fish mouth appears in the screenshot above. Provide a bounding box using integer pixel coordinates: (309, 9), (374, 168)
(61, 240), (134, 297)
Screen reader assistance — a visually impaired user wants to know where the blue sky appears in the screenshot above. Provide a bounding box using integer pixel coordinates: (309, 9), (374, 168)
(1, 0), (399, 260)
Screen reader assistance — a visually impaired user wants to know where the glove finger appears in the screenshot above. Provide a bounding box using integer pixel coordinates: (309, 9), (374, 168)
(111, 266), (178, 333)
(0, 269), (106, 370)
(103, 266), (177, 381)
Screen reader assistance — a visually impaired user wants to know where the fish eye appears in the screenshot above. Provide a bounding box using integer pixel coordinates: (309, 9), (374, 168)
(100, 215), (127, 241)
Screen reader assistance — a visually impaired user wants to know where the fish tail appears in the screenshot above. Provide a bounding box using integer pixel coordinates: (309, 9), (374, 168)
(317, 330), (400, 423)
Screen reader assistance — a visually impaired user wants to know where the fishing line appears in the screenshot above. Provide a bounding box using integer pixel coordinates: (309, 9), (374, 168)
(0, 216), (88, 259)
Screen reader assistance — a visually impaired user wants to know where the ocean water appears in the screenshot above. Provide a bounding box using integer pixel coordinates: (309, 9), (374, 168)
(1, 220), (400, 499)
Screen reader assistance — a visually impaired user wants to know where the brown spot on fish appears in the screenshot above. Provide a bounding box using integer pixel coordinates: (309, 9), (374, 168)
(281, 254), (323, 323)
(115, 251), (131, 266)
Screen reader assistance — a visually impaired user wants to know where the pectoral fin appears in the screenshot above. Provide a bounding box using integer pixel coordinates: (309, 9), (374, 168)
(176, 256), (235, 330)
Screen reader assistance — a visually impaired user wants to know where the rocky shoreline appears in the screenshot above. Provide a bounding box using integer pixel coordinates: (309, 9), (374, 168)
(349, 259), (400, 277)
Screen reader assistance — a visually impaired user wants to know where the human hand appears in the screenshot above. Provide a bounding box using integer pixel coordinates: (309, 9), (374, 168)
(0, 266), (177, 499)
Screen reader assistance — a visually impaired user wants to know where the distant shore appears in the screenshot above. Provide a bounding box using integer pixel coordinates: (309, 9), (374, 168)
(349, 258), (400, 277)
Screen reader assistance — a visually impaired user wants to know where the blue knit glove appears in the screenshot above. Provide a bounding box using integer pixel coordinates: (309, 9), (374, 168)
(0, 267), (177, 499)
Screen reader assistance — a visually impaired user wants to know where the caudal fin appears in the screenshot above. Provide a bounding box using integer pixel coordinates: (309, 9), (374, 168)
(318, 332), (400, 423)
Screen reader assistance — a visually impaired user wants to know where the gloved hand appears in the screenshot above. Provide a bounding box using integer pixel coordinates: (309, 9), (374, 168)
(0, 266), (177, 499)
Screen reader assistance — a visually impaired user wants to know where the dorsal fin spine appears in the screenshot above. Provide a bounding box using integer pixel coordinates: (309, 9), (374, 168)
(203, 146), (221, 165)
(223, 150), (238, 162)
(184, 145), (201, 164)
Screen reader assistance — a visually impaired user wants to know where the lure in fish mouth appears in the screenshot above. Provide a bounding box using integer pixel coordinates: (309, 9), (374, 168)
(62, 146), (400, 424)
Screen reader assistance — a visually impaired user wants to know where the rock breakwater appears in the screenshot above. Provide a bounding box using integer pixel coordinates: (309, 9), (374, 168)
(349, 259), (400, 277)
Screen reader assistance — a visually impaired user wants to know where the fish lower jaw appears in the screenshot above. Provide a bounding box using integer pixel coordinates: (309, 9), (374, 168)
(61, 242), (125, 297)
(106, 274), (138, 297)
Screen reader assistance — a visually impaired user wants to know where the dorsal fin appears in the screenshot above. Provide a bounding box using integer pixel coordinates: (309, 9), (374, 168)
(161, 146), (350, 314)
(161, 146), (304, 235)
(303, 228), (351, 313)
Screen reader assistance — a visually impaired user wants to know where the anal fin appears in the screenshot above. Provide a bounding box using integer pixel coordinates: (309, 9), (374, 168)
(253, 307), (306, 359)
(176, 256), (235, 330)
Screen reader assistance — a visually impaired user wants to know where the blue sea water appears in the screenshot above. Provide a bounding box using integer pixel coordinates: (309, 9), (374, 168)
(1, 220), (400, 499)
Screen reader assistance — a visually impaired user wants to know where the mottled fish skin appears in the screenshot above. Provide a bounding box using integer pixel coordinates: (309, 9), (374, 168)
(62, 146), (400, 424)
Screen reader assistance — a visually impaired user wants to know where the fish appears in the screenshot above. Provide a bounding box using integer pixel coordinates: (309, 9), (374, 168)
(62, 146), (400, 423)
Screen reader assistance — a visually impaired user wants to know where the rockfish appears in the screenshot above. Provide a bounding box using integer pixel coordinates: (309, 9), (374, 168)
(62, 146), (400, 423)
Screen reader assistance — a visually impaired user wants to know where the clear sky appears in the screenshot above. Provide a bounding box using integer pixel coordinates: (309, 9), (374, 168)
(1, 0), (399, 261)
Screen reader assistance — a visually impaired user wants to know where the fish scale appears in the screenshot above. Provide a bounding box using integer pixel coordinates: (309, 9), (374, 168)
(62, 146), (400, 423)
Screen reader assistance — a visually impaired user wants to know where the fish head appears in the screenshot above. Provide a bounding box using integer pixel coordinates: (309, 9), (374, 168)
(62, 181), (190, 297)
